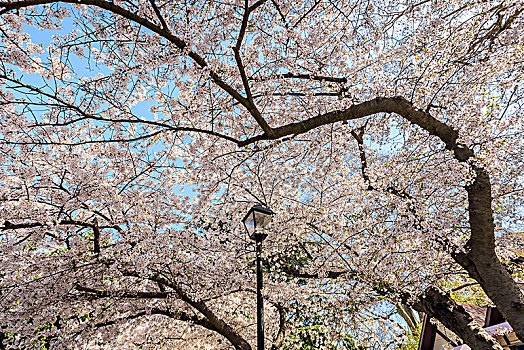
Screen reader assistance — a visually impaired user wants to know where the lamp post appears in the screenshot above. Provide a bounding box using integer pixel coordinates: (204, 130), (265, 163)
(242, 204), (274, 350)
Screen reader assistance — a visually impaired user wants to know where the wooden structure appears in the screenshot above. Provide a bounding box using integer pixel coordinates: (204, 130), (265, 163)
(418, 307), (523, 350)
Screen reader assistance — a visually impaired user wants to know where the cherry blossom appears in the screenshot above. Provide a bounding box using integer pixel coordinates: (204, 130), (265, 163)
(1, 0), (523, 349)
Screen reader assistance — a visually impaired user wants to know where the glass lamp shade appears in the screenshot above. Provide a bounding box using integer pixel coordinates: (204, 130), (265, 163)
(242, 204), (274, 240)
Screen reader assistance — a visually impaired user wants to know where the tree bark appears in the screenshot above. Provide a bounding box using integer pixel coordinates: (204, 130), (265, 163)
(453, 167), (524, 342)
(413, 287), (504, 350)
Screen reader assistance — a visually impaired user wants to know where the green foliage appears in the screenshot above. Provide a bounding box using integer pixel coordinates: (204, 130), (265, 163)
(398, 322), (422, 350)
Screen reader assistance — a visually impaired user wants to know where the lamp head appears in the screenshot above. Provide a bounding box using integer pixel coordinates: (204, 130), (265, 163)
(242, 204), (274, 241)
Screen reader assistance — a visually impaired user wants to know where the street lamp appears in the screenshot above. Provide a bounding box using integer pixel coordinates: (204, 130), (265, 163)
(242, 204), (274, 350)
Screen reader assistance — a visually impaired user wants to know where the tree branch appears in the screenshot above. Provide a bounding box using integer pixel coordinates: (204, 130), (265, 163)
(238, 96), (471, 157)
(270, 303), (287, 350)
(2, 219), (94, 231)
(92, 307), (215, 333)
(147, 0), (167, 30)
(93, 218), (100, 255)
(250, 72), (348, 83)
(0, 74), (243, 145)
(282, 266), (502, 349)
(75, 284), (169, 299)
(234, 0), (255, 103)
(412, 287), (503, 350)
(232, 0), (271, 135)
(0, 0), (272, 136)
(148, 274), (252, 350)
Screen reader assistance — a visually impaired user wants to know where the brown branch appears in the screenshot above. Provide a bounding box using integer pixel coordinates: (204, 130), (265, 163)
(231, 90), (342, 106)
(282, 265), (347, 279)
(92, 307), (216, 333)
(2, 130), (168, 146)
(93, 308), (167, 328)
(75, 284), (168, 299)
(2, 219), (123, 232)
(282, 266), (501, 349)
(93, 218), (100, 254)
(238, 96), (472, 158)
(76, 281), (236, 337)
(362, 278), (502, 350)
(0, 0), (272, 136)
(466, 5), (523, 57)
(149, 274), (251, 350)
(270, 303), (287, 350)
(293, 0), (321, 28)
(350, 125), (370, 186)
(2, 221), (43, 231)
(350, 125), (414, 199)
(252, 95), (522, 341)
(2, 219), (94, 231)
(232, 0), (271, 135)
(411, 287), (503, 350)
(253, 91), (341, 98)
(147, 0), (167, 30)
(249, 72), (347, 83)
(234, 0), (256, 103)
(248, 0), (268, 12)
(281, 72), (347, 83)
(395, 303), (420, 335)
(270, 0), (287, 27)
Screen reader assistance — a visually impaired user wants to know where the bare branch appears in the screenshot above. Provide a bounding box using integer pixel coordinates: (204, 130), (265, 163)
(250, 72), (348, 83)
(234, 0), (256, 103)
(231, 0), (271, 135)
(2, 219), (94, 231)
(75, 284), (169, 299)
(148, 0), (168, 30)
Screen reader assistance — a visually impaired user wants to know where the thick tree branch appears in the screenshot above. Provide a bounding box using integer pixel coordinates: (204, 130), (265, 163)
(412, 287), (503, 350)
(92, 307), (216, 334)
(2, 219), (122, 234)
(2, 219), (94, 231)
(350, 125), (371, 186)
(281, 265), (347, 279)
(239, 96), (472, 156)
(255, 96), (524, 340)
(283, 266), (503, 349)
(395, 303), (420, 335)
(149, 274), (252, 350)
(248, 0), (268, 12)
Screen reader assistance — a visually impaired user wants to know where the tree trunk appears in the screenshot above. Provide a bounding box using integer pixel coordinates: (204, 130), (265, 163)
(452, 166), (524, 342)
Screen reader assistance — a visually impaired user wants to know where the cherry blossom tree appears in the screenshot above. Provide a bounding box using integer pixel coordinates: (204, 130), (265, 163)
(1, 0), (524, 349)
